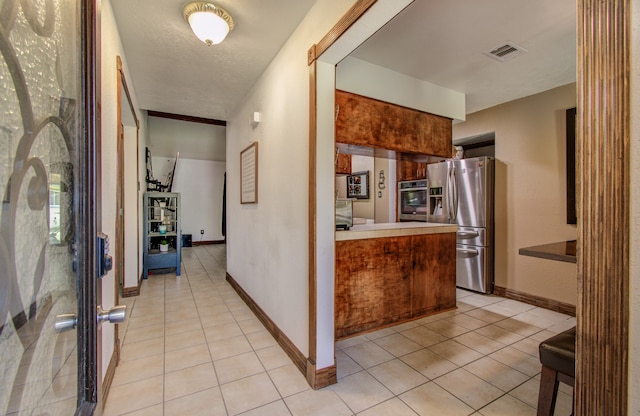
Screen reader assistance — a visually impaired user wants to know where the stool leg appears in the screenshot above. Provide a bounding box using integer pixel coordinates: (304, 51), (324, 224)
(537, 365), (559, 416)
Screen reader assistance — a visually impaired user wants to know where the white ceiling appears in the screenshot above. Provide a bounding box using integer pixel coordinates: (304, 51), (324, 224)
(110, 0), (318, 121)
(111, 0), (576, 159)
(351, 0), (576, 114)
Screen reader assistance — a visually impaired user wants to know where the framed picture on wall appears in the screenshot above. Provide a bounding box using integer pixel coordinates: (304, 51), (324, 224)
(241, 142), (258, 204)
(347, 171), (369, 199)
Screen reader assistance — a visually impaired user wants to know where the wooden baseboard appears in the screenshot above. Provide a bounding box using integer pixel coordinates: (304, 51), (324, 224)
(226, 273), (306, 374)
(101, 348), (118, 409)
(122, 275), (142, 297)
(493, 286), (576, 317)
(226, 273), (336, 389)
(192, 239), (225, 246)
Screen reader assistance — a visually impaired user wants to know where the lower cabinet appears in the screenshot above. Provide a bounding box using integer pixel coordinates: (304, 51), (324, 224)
(335, 232), (456, 339)
(411, 233), (457, 316)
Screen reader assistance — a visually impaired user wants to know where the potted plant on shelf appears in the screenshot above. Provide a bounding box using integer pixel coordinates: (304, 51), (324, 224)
(159, 239), (169, 252)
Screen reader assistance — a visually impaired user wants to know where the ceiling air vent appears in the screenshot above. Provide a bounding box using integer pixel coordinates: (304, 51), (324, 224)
(483, 41), (527, 62)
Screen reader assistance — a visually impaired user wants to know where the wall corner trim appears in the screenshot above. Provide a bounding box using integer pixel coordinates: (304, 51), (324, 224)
(306, 358), (337, 390)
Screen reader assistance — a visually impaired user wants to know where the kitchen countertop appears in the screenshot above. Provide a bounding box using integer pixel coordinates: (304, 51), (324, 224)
(518, 240), (577, 263)
(336, 221), (458, 241)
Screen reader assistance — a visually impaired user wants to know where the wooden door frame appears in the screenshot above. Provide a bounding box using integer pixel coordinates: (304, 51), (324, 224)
(103, 55), (140, 406)
(116, 56), (141, 299)
(576, 0), (630, 413)
(114, 55), (140, 353)
(306, 1), (379, 388)
(114, 60), (124, 371)
(307, 0), (632, 412)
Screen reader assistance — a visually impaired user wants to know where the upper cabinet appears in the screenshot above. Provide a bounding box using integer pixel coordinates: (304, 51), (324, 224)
(335, 151), (351, 175)
(397, 159), (426, 181)
(335, 90), (452, 158)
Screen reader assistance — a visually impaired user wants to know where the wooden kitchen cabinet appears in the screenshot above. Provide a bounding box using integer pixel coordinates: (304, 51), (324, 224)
(335, 237), (412, 337)
(335, 151), (351, 174)
(397, 159), (426, 181)
(411, 233), (456, 316)
(335, 232), (456, 339)
(335, 90), (452, 157)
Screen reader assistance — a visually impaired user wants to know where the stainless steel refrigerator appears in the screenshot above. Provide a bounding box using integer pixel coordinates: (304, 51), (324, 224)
(427, 156), (495, 293)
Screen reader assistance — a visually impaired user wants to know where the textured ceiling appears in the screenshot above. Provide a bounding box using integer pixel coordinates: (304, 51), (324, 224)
(112, 0), (576, 160)
(110, 0), (318, 121)
(351, 0), (576, 114)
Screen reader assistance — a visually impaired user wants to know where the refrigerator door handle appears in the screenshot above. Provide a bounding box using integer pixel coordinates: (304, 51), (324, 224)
(457, 230), (479, 238)
(446, 166), (453, 220)
(456, 247), (479, 256)
(450, 166), (458, 220)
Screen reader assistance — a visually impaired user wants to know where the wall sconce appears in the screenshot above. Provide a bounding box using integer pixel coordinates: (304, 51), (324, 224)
(183, 2), (235, 46)
(378, 170), (386, 189)
(251, 111), (260, 127)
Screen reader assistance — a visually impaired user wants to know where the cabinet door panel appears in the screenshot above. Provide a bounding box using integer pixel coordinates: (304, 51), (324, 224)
(411, 233), (456, 315)
(336, 90), (452, 157)
(335, 232), (457, 339)
(397, 159), (426, 181)
(336, 152), (351, 174)
(335, 237), (411, 338)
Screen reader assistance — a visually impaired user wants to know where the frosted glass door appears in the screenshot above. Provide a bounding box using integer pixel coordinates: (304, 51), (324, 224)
(0, 0), (92, 414)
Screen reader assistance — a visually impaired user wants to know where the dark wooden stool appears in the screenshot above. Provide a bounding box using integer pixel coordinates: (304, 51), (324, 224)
(537, 326), (576, 416)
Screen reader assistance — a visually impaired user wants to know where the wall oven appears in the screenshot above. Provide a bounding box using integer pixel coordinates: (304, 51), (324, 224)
(398, 180), (427, 221)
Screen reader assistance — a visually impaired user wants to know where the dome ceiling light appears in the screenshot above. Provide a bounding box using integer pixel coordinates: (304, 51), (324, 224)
(183, 1), (235, 46)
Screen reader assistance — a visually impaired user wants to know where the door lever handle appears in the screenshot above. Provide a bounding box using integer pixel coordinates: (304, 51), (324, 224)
(97, 305), (127, 325)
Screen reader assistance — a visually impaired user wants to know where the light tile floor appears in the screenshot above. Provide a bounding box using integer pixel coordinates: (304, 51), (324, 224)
(104, 245), (575, 416)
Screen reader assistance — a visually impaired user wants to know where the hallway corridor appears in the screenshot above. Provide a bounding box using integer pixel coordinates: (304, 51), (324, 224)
(104, 245), (575, 415)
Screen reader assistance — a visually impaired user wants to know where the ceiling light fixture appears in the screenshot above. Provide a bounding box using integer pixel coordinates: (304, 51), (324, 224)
(183, 2), (235, 46)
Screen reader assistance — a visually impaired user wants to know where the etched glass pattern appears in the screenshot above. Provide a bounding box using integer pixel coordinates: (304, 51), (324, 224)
(0, 0), (80, 414)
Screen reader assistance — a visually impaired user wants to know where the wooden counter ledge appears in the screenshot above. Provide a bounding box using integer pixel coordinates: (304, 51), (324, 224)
(336, 222), (458, 241)
(518, 240), (577, 264)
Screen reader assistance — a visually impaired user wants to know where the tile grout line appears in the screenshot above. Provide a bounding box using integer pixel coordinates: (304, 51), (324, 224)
(336, 292), (571, 415)
(193, 245), (232, 415)
(110, 247), (574, 416)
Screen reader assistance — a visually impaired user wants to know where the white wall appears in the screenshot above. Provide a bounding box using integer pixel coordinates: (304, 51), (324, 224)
(337, 56), (466, 121)
(629, 0), (639, 412)
(124, 125), (139, 288)
(374, 157), (396, 223)
(453, 83), (577, 305)
(351, 156), (374, 219)
(148, 117), (227, 243)
(100, 0), (148, 381)
(226, 0), (360, 367)
(152, 157), (226, 242)
(148, 116), (225, 161)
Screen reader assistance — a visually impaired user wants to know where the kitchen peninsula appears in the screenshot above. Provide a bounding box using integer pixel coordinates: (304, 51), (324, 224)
(335, 222), (457, 339)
